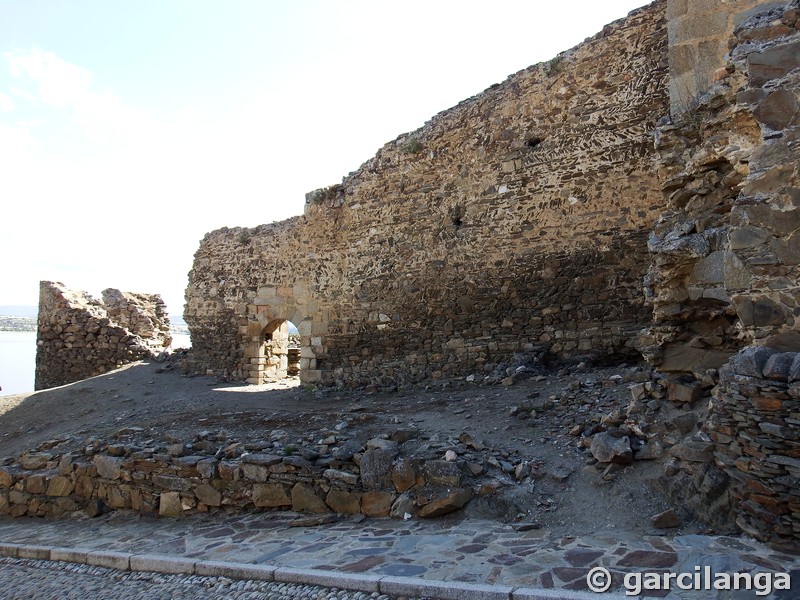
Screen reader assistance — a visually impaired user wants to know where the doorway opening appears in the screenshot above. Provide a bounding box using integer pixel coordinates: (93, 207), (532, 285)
(260, 319), (300, 381)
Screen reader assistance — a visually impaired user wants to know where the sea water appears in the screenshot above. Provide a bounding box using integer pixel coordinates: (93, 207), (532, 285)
(0, 331), (192, 396)
(0, 331), (36, 395)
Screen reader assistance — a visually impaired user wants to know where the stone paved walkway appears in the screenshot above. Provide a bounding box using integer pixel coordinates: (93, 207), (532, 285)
(0, 512), (798, 599)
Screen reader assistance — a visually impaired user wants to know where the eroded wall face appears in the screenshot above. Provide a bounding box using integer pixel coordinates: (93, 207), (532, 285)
(35, 281), (171, 390)
(186, 1), (670, 387)
(668, 0), (784, 114)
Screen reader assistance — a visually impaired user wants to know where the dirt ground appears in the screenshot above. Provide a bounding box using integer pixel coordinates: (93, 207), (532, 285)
(0, 358), (697, 536)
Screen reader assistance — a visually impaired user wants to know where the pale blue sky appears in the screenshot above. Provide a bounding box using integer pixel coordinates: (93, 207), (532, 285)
(0, 0), (649, 314)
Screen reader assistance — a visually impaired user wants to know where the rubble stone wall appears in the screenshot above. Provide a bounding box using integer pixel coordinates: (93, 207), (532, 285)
(639, 2), (800, 373)
(185, 1), (670, 387)
(709, 347), (800, 552)
(35, 281), (172, 390)
(0, 445), (478, 521)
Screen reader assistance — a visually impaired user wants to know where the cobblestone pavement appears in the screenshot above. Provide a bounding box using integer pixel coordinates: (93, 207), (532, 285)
(0, 556), (409, 600)
(1, 512), (799, 599)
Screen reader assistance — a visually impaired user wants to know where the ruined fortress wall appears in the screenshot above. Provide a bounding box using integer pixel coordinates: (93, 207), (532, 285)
(668, 0), (784, 114)
(35, 281), (171, 390)
(641, 2), (800, 373)
(185, 1), (670, 386)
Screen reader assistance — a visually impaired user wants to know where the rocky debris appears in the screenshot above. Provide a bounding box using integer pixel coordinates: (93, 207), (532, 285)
(590, 433), (633, 464)
(651, 508), (681, 529)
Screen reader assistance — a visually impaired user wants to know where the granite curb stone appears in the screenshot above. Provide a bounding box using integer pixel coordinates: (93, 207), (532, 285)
(0, 542), (603, 600)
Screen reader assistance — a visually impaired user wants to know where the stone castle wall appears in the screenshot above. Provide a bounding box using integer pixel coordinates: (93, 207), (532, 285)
(35, 281), (172, 390)
(667, 0), (785, 114)
(186, 1), (671, 387)
(640, 1), (799, 373)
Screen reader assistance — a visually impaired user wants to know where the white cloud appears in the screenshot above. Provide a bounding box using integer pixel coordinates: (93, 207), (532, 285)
(5, 48), (154, 143)
(0, 92), (13, 112)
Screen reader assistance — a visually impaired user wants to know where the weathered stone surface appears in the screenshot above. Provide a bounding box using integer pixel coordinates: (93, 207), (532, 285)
(652, 508), (680, 528)
(93, 455), (121, 480)
(728, 346), (778, 378)
(0, 467), (13, 488)
(391, 459), (417, 493)
(667, 378), (702, 403)
(290, 483), (329, 514)
(151, 474), (192, 492)
(753, 89), (800, 131)
(425, 460), (461, 487)
(669, 441), (714, 463)
(325, 489), (362, 515)
(360, 491), (395, 517)
(241, 463), (269, 482)
(195, 483), (221, 507)
(35, 281), (171, 390)
(19, 453), (52, 470)
(46, 476), (74, 497)
(253, 483), (291, 508)
(390, 492), (416, 519)
(762, 352), (797, 381)
(241, 453), (282, 466)
(360, 448), (395, 490)
(185, 1), (671, 387)
(417, 488), (473, 518)
(25, 474), (48, 494)
(748, 40), (800, 86)
(158, 492), (183, 517)
(589, 433), (633, 464)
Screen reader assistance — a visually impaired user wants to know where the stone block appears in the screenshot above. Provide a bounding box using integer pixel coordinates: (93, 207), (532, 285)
(93, 455), (121, 480)
(762, 352), (797, 381)
(130, 554), (195, 574)
(273, 568), (378, 593)
(380, 577), (512, 600)
(391, 459), (417, 493)
(25, 474), (48, 494)
(590, 433), (633, 464)
(729, 346), (778, 378)
(417, 487), (473, 518)
(754, 89), (800, 131)
(50, 547), (90, 564)
(86, 550), (131, 571)
(424, 460), (461, 487)
(748, 40), (800, 87)
(253, 483), (291, 508)
(158, 492), (183, 517)
(19, 453), (52, 470)
(195, 560), (275, 580)
(17, 545), (52, 560)
(195, 483), (221, 507)
(360, 448), (395, 489)
(325, 489), (362, 515)
(291, 483), (329, 514)
(46, 476), (74, 497)
(360, 490), (395, 517)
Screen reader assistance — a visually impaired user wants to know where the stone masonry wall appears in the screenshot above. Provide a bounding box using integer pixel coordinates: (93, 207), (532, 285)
(644, 1), (800, 551)
(668, 0), (783, 114)
(185, 1), (670, 387)
(0, 435), (490, 521)
(35, 281), (172, 390)
(709, 347), (800, 552)
(639, 1), (800, 373)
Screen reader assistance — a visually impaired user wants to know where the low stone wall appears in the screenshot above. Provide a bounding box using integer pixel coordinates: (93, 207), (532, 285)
(35, 281), (172, 390)
(0, 438), (481, 521)
(709, 347), (800, 551)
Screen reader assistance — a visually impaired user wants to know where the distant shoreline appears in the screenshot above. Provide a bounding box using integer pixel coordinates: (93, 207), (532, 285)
(0, 316), (36, 332)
